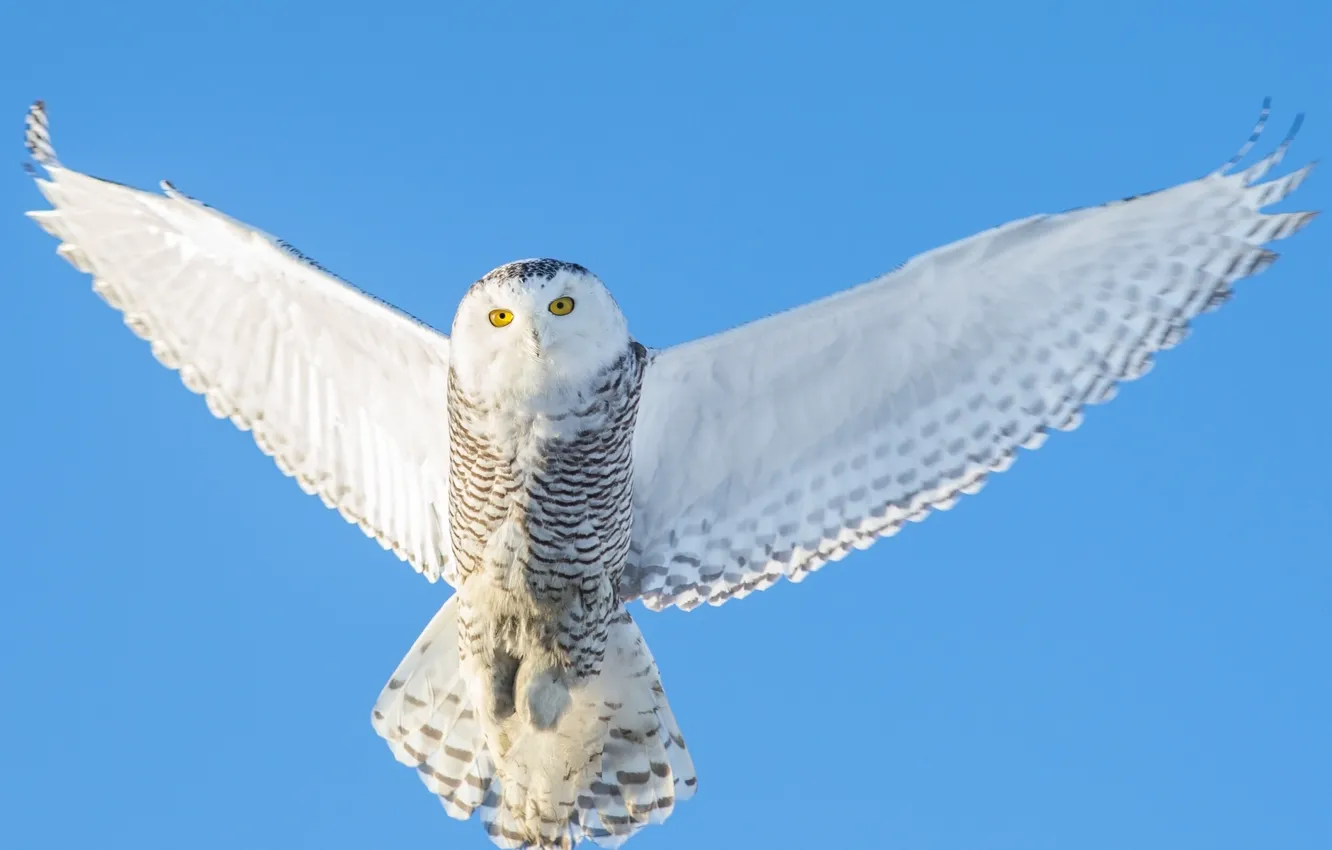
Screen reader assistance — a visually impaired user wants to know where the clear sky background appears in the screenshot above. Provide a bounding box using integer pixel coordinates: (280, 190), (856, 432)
(1, 3), (1328, 849)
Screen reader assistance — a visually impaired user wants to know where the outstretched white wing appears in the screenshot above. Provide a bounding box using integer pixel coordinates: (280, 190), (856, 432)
(25, 102), (456, 583)
(624, 105), (1317, 612)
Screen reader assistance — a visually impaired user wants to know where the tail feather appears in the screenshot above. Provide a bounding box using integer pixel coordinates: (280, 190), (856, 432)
(372, 599), (695, 849)
(572, 608), (696, 847)
(371, 596), (497, 820)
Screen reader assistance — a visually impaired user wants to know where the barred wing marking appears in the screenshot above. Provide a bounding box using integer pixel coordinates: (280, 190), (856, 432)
(625, 105), (1316, 612)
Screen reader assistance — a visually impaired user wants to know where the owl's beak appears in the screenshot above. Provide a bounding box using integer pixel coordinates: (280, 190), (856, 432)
(526, 324), (544, 359)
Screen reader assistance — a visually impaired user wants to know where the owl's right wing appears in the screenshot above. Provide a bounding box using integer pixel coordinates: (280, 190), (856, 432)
(24, 102), (457, 584)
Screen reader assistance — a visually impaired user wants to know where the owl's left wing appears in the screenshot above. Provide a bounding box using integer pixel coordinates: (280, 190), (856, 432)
(622, 106), (1317, 612)
(25, 102), (457, 584)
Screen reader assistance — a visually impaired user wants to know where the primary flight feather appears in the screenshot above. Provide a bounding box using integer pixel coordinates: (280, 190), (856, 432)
(23, 99), (1316, 848)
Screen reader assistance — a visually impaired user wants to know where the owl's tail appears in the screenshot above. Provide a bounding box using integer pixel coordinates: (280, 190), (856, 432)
(372, 598), (696, 849)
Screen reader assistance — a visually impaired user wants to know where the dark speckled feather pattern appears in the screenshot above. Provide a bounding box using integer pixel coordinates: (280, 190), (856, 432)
(447, 342), (646, 677)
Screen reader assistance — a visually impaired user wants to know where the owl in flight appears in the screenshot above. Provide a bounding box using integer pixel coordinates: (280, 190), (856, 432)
(24, 100), (1316, 848)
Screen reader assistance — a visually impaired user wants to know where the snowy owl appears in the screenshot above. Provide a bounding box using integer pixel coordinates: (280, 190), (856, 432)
(23, 100), (1316, 849)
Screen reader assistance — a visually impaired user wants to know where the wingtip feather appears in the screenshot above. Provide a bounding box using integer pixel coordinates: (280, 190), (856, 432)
(24, 99), (58, 168)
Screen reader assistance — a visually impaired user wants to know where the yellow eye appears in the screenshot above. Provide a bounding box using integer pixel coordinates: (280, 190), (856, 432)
(548, 297), (575, 316)
(488, 309), (514, 327)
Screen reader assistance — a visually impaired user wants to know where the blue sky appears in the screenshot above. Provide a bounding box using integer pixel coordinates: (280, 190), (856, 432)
(2, 2), (1329, 848)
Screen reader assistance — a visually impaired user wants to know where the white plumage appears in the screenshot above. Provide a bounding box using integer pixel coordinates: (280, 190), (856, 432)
(24, 103), (456, 582)
(624, 112), (1317, 611)
(23, 99), (1316, 848)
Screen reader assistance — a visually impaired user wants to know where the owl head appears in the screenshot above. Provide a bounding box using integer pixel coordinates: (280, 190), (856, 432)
(450, 259), (631, 400)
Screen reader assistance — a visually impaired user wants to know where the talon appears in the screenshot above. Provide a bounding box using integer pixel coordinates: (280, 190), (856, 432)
(526, 667), (570, 729)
